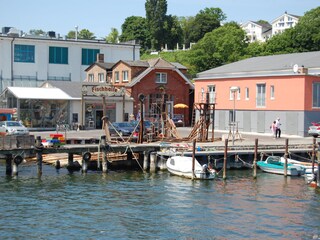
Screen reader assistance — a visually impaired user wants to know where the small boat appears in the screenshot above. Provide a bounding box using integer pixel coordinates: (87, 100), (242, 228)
(166, 156), (216, 180)
(279, 157), (318, 183)
(257, 156), (305, 176)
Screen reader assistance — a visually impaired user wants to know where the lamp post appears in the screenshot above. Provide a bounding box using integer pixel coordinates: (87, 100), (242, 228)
(81, 85), (88, 130)
(230, 86), (239, 145)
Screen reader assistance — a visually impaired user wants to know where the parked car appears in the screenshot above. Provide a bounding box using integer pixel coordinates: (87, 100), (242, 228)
(0, 121), (29, 135)
(308, 122), (320, 137)
(109, 122), (137, 136)
(172, 114), (184, 127)
(130, 120), (154, 133)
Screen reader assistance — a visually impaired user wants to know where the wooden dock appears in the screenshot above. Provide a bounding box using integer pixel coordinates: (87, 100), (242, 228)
(0, 134), (318, 178)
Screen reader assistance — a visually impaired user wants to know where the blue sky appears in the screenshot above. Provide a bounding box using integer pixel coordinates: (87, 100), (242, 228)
(1, 0), (319, 39)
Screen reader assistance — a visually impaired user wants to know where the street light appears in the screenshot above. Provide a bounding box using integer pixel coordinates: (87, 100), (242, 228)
(230, 86), (239, 145)
(81, 85), (88, 130)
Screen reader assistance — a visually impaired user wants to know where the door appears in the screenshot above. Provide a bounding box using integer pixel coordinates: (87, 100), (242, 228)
(95, 110), (103, 129)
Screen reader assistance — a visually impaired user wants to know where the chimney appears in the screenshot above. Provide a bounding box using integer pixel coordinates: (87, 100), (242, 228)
(97, 53), (104, 63)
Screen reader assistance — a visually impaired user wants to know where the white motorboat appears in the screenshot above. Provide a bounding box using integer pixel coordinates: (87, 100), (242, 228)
(280, 157), (318, 182)
(166, 156), (216, 180)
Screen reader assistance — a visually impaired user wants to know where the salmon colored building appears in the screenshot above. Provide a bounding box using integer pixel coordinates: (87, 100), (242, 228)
(194, 51), (320, 137)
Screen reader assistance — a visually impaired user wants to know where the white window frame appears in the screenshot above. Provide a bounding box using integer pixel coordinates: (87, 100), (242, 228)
(88, 74), (94, 82)
(256, 83), (266, 107)
(245, 87), (249, 100)
(114, 71), (119, 83)
(98, 73), (104, 83)
(270, 85), (275, 99)
(156, 72), (167, 84)
(122, 70), (129, 82)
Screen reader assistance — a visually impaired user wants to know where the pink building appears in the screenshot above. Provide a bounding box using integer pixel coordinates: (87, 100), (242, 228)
(194, 51), (320, 136)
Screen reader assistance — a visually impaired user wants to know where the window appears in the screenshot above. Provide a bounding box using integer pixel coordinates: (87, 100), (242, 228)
(156, 73), (167, 83)
(122, 71), (128, 82)
(312, 82), (320, 108)
(114, 71), (119, 82)
(245, 87), (249, 100)
(256, 84), (266, 107)
(207, 85), (215, 103)
(81, 48), (100, 65)
(98, 73), (105, 82)
(201, 88), (205, 102)
(229, 87), (239, 100)
(88, 74), (94, 82)
(14, 44), (35, 63)
(270, 85), (275, 99)
(49, 46), (68, 64)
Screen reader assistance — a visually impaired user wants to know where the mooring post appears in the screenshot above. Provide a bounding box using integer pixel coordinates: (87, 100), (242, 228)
(5, 154), (13, 176)
(284, 139), (288, 177)
(101, 136), (108, 173)
(12, 155), (23, 176)
(223, 139), (228, 180)
(253, 138), (258, 179)
(35, 136), (43, 176)
(143, 151), (149, 171)
(82, 152), (91, 173)
(68, 153), (74, 166)
(317, 142), (320, 187)
(192, 139), (196, 179)
(150, 152), (156, 173)
(312, 138), (316, 174)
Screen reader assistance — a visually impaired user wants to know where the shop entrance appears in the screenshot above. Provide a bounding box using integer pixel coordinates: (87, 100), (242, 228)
(96, 110), (103, 129)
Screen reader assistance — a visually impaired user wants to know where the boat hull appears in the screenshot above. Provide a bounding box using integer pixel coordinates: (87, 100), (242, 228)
(166, 156), (216, 180)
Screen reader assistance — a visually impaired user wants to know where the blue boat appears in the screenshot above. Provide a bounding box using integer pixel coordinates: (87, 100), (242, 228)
(257, 156), (305, 176)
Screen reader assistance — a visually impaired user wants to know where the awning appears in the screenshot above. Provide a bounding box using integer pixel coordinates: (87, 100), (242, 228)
(6, 87), (74, 100)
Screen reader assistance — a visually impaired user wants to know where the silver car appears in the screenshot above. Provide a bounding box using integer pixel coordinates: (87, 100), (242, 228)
(308, 122), (320, 137)
(0, 121), (29, 135)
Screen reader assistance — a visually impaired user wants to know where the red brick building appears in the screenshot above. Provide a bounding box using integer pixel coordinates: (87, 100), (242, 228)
(85, 56), (194, 126)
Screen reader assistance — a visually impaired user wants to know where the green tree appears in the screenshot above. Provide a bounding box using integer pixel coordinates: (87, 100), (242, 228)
(163, 15), (183, 50)
(178, 16), (195, 48)
(190, 24), (247, 72)
(106, 28), (119, 43)
(290, 7), (320, 52)
(29, 29), (46, 35)
(78, 29), (96, 40)
(66, 30), (76, 39)
(145, 0), (168, 50)
(120, 16), (150, 50)
(189, 7), (226, 43)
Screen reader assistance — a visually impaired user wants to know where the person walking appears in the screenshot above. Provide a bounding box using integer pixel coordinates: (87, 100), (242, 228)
(271, 121), (277, 138)
(275, 117), (281, 138)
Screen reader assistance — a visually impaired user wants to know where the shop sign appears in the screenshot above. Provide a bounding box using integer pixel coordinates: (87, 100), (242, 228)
(92, 85), (123, 97)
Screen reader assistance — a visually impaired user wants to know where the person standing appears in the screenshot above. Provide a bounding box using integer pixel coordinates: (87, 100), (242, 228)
(275, 117), (281, 138)
(271, 121), (277, 138)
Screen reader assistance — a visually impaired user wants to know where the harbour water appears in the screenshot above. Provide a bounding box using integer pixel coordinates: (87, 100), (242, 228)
(0, 162), (320, 240)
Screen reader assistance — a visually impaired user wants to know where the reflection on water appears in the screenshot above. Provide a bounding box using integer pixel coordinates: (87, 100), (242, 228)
(0, 163), (319, 239)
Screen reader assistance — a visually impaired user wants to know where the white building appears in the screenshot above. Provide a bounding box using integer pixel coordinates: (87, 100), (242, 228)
(241, 21), (272, 43)
(0, 28), (140, 92)
(241, 12), (300, 43)
(271, 12), (300, 35)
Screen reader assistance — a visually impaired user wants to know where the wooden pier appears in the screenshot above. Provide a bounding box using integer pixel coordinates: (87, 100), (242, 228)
(0, 133), (319, 188)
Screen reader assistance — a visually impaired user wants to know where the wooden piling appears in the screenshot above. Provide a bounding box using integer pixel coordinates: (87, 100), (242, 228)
(223, 139), (228, 180)
(312, 137), (316, 174)
(150, 152), (156, 173)
(253, 138), (258, 179)
(143, 151), (149, 171)
(192, 139), (196, 179)
(35, 136), (43, 176)
(284, 139), (288, 177)
(68, 153), (74, 166)
(101, 136), (108, 173)
(5, 154), (12, 176)
(317, 142), (320, 187)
